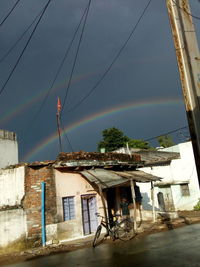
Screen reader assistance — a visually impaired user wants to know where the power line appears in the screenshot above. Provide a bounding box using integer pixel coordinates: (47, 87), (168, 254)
(144, 125), (189, 142)
(172, 0), (200, 20)
(0, 0), (52, 97)
(65, 0), (153, 114)
(59, 0), (92, 152)
(61, 0), (92, 116)
(0, 0), (21, 27)
(25, 2), (89, 129)
(0, 9), (43, 63)
(60, 118), (74, 152)
(22, 1), (91, 149)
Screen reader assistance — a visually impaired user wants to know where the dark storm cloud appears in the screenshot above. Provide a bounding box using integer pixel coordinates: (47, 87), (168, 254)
(0, 0), (199, 161)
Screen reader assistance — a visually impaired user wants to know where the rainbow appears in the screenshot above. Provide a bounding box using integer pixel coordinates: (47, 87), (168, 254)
(0, 71), (98, 126)
(22, 97), (184, 162)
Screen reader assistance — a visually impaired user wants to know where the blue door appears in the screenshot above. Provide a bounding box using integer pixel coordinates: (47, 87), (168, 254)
(81, 195), (98, 235)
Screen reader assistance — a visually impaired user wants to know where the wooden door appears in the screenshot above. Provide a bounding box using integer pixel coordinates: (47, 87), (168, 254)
(81, 195), (98, 235)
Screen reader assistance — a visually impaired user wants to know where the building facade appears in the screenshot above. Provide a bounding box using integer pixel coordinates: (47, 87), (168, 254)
(0, 129), (18, 168)
(0, 152), (159, 252)
(139, 141), (200, 212)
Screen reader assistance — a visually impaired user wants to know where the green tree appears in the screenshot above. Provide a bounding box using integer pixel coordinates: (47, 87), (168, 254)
(128, 139), (151, 149)
(157, 135), (175, 148)
(98, 127), (152, 152)
(98, 127), (129, 152)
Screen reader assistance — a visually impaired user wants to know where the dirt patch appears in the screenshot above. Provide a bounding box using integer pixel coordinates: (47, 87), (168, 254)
(178, 210), (200, 217)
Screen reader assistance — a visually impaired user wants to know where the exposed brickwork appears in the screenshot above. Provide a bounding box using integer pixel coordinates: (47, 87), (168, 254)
(23, 166), (57, 240)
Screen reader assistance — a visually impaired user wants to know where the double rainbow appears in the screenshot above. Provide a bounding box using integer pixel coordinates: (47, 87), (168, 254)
(22, 97), (184, 162)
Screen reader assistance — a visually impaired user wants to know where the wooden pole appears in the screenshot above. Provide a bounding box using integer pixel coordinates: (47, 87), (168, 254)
(130, 179), (137, 232)
(151, 181), (156, 222)
(56, 112), (62, 153)
(166, 0), (200, 187)
(98, 185), (109, 234)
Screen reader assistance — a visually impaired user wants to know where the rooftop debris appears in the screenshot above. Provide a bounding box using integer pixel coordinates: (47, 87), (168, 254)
(0, 149), (180, 171)
(57, 151), (141, 162)
(28, 160), (55, 167)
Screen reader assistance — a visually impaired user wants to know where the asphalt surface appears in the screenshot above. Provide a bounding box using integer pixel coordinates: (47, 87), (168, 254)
(6, 224), (200, 267)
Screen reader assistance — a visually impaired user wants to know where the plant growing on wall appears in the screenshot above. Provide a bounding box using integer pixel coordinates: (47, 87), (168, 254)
(193, 199), (200, 211)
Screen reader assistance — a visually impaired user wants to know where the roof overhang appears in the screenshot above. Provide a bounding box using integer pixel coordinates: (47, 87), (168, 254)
(154, 180), (189, 186)
(80, 169), (161, 189)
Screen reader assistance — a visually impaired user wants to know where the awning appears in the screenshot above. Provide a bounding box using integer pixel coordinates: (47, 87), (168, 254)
(80, 169), (161, 189)
(113, 170), (161, 182)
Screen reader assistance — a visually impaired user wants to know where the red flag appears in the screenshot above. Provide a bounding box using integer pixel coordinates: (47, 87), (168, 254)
(57, 97), (61, 114)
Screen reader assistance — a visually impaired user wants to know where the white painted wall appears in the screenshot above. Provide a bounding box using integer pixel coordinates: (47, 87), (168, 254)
(140, 141), (200, 211)
(0, 130), (18, 168)
(0, 209), (27, 247)
(0, 166), (25, 207)
(0, 166), (26, 249)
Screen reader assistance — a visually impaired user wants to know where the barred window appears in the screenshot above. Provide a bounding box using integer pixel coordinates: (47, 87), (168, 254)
(63, 196), (75, 221)
(180, 184), (190, 196)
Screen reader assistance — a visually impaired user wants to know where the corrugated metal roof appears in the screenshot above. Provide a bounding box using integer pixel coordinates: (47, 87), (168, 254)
(80, 169), (161, 189)
(81, 169), (129, 189)
(113, 170), (161, 182)
(114, 148), (180, 165)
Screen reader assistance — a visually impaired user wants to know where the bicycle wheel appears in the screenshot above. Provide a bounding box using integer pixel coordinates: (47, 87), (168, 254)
(93, 225), (102, 247)
(117, 219), (135, 241)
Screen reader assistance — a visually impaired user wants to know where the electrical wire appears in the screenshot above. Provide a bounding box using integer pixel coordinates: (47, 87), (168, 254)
(25, 2), (90, 129)
(0, 0), (52, 97)
(0, 10), (43, 63)
(60, 118), (74, 152)
(0, 0), (21, 27)
(22, 1), (91, 152)
(61, 0), (92, 116)
(172, 0), (200, 20)
(65, 0), (152, 114)
(59, 0), (92, 152)
(144, 125), (189, 142)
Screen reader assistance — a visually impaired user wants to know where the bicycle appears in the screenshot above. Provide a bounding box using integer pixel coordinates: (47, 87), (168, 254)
(92, 213), (135, 247)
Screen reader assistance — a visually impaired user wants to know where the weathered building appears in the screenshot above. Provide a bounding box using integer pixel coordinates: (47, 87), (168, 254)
(0, 129), (18, 168)
(0, 151), (159, 251)
(116, 143), (200, 211)
(139, 141), (200, 211)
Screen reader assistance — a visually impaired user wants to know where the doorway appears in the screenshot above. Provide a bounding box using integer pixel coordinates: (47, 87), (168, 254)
(158, 186), (175, 211)
(81, 194), (98, 235)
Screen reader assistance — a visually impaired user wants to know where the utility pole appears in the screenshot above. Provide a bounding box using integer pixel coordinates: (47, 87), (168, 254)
(166, 0), (200, 186)
(56, 97), (62, 153)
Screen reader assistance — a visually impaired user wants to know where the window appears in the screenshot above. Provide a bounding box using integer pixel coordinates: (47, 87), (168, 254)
(63, 196), (75, 221)
(180, 184), (190, 196)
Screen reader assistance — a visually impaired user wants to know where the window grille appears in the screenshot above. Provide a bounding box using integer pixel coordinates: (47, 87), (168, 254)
(63, 196), (75, 221)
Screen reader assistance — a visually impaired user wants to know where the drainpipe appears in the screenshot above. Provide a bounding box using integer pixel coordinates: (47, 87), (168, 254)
(41, 182), (46, 247)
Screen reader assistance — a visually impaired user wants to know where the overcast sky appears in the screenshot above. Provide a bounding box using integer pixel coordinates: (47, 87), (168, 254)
(0, 0), (199, 162)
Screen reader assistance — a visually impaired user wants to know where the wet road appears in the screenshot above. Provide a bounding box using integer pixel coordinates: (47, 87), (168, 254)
(8, 224), (200, 267)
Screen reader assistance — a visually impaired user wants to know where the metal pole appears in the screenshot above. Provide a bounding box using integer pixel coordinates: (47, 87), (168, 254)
(41, 182), (46, 247)
(166, 0), (200, 187)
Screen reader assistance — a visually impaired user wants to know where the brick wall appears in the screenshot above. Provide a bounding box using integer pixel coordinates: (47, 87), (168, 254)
(23, 166), (57, 242)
